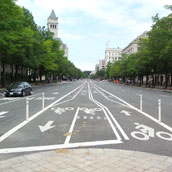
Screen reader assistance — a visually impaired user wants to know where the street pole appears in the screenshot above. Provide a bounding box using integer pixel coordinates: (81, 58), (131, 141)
(140, 94), (142, 111)
(158, 99), (161, 122)
(42, 93), (45, 110)
(26, 97), (29, 120)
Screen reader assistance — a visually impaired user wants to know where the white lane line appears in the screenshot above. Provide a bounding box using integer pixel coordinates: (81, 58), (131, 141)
(51, 84), (85, 108)
(93, 83), (172, 133)
(96, 88), (130, 108)
(52, 92), (59, 95)
(64, 107), (80, 145)
(88, 84), (122, 141)
(0, 140), (122, 154)
(0, 83), (86, 143)
(0, 111), (8, 118)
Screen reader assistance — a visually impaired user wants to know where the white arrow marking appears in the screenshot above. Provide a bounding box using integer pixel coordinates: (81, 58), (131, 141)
(0, 111), (8, 118)
(39, 121), (55, 132)
(120, 110), (131, 116)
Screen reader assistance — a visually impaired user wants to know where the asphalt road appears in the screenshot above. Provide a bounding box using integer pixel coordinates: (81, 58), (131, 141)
(0, 80), (172, 161)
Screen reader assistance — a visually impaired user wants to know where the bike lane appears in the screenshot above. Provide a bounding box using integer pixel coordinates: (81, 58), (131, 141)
(0, 83), (122, 154)
(91, 82), (172, 156)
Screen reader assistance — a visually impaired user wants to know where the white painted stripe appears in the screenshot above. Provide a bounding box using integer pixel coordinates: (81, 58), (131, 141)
(93, 83), (172, 133)
(90, 84), (129, 140)
(90, 116), (93, 120)
(51, 83), (86, 108)
(88, 84), (122, 141)
(0, 83), (86, 143)
(0, 140), (122, 154)
(0, 111), (8, 116)
(64, 107), (80, 145)
(96, 88), (130, 108)
(52, 92), (59, 95)
(84, 116), (87, 119)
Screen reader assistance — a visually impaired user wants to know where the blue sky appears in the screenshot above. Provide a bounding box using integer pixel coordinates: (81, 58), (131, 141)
(16, 0), (171, 71)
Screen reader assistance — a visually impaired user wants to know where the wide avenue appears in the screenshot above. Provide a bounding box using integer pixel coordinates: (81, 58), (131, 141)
(0, 80), (172, 161)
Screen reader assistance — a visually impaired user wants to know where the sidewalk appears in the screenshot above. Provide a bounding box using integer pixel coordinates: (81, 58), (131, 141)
(0, 149), (172, 172)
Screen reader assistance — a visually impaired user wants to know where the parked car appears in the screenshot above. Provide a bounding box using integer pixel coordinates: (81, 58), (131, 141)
(4, 82), (32, 97)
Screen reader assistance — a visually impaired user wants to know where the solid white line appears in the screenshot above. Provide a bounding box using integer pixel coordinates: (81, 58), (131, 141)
(0, 140), (122, 154)
(0, 111), (8, 116)
(95, 87), (130, 108)
(0, 83), (86, 143)
(88, 84), (122, 141)
(64, 107), (80, 145)
(93, 83), (172, 133)
(51, 84), (85, 108)
(91, 84), (129, 140)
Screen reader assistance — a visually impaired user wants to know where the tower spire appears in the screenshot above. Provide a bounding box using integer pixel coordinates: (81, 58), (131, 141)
(49, 9), (58, 20)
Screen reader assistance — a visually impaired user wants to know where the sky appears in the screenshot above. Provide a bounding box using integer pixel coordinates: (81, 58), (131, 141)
(16, 0), (171, 71)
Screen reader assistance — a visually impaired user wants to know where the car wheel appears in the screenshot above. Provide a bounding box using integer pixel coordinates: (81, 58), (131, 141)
(29, 90), (33, 95)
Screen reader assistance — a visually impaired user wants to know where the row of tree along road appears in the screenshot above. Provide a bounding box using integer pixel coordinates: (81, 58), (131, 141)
(91, 6), (172, 89)
(0, 0), (86, 87)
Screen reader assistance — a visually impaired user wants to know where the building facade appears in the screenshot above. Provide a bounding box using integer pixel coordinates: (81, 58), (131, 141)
(47, 10), (68, 58)
(99, 60), (105, 70)
(122, 31), (148, 55)
(105, 47), (122, 66)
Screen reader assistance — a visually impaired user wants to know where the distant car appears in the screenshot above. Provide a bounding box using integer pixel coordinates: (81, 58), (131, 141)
(4, 82), (32, 97)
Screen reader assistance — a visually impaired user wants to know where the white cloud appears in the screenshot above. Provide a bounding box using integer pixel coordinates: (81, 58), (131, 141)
(16, 0), (172, 70)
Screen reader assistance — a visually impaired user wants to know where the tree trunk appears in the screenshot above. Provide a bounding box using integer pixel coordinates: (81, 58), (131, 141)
(146, 75), (148, 86)
(15, 65), (19, 81)
(1, 63), (5, 87)
(165, 74), (168, 89)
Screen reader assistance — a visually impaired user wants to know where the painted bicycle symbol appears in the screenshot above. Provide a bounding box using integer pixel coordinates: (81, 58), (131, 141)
(131, 123), (172, 141)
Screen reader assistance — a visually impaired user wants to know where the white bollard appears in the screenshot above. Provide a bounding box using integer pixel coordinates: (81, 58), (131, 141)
(42, 93), (45, 110)
(140, 94), (142, 111)
(158, 99), (161, 122)
(26, 97), (29, 120)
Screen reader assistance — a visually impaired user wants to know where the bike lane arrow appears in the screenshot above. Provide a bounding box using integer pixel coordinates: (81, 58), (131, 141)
(39, 121), (56, 132)
(120, 110), (131, 116)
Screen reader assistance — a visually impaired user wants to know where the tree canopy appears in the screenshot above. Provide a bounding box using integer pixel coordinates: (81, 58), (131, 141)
(0, 0), (84, 86)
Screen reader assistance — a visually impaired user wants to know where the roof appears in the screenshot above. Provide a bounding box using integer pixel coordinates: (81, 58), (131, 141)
(48, 9), (58, 20)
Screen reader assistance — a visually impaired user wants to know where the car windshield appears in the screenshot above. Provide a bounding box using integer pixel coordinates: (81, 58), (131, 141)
(8, 82), (23, 89)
